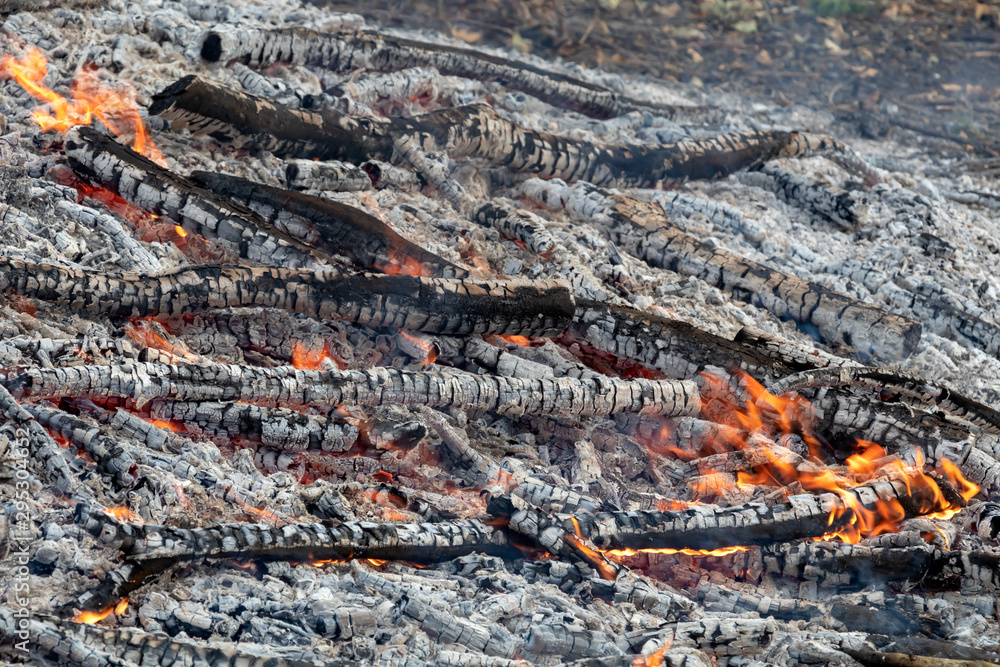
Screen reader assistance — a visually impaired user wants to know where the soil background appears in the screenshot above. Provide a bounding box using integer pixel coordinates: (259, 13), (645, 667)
(317, 0), (1000, 157)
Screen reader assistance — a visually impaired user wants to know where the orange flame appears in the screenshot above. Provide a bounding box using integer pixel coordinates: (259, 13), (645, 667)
(1, 48), (165, 164)
(566, 517), (619, 581)
(700, 369), (979, 544)
(398, 330), (436, 365)
(73, 605), (115, 624)
(114, 599), (129, 615)
(150, 419), (183, 434)
(174, 225), (188, 238)
(633, 634), (673, 667)
(104, 506), (143, 524)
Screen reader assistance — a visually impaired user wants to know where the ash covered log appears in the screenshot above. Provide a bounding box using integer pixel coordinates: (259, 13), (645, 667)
(473, 200), (556, 255)
(76, 504), (516, 563)
(0, 607), (329, 667)
(767, 366), (1000, 435)
(0, 383), (82, 497)
(189, 170), (467, 277)
(10, 362), (701, 417)
(0, 257), (573, 336)
(63, 126), (324, 268)
(528, 180), (920, 361)
(537, 473), (963, 552)
(199, 25), (699, 120)
(736, 164), (870, 230)
(739, 541), (1000, 594)
(150, 76), (874, 188)
(23, 405), (139, 488)
(146, 400), (359, 452)
(603, 194), (920, 361)
(566, 299), (834, 381)
(283, 158), (372, 192)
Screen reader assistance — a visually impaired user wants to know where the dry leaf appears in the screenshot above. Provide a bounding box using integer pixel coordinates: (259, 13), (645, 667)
(756, 49), (772, 66)
(688, 47), (703, 64)
(654, 3), (681, 18)
(450, 27), (482, 44)
(824, 38), (848, 56)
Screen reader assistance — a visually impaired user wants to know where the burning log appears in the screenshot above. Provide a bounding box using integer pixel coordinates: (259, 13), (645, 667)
(0, 257), (574, 336)
(736, 164), (870, 231)
(198, 25), (697, 120)
(189, 170), (466, 277)
(151, 76), (875, 188)
(10, 362), (701, 418)
(767, 366), (1000, 435)
(529, 470), (971, 552)
(63, 126), (325, 268)
(146, 400), (360, 452)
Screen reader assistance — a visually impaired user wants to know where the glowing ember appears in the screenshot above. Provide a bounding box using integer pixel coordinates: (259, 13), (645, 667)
(174, 225), (188, 238)
(1, 47), (165, 164)
(376, 245), (432, 277)
(605, 546), (749, 558)
(398, 330), (436, 365)
(498, 335), (531, 347)
(291, 340), (343, 371)
(125, 320), (199, 363)
(104, 506), (143, 524)
(150, 418), (184, 434)
(566, 517), (619, 581)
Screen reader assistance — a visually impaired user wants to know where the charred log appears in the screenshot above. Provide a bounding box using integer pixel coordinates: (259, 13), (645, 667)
(189, 170), (466, 277)
(0, 257), (573, 337)
(10, 362), (701, 417)
(150, 76), (874, 188)
(199, 25), (699, 120)
(63, 126), (324, 268)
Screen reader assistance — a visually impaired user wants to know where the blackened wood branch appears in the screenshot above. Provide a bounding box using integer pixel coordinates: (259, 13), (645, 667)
(768, 367), (1000, 435)
(150, 76), (876, 188)
(0, 256), (574, 337)
(199, 25), (701, 120)
(63, 126), (325, 269)
(189, 170), (467, 278)
(9, 362), (702, 417)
